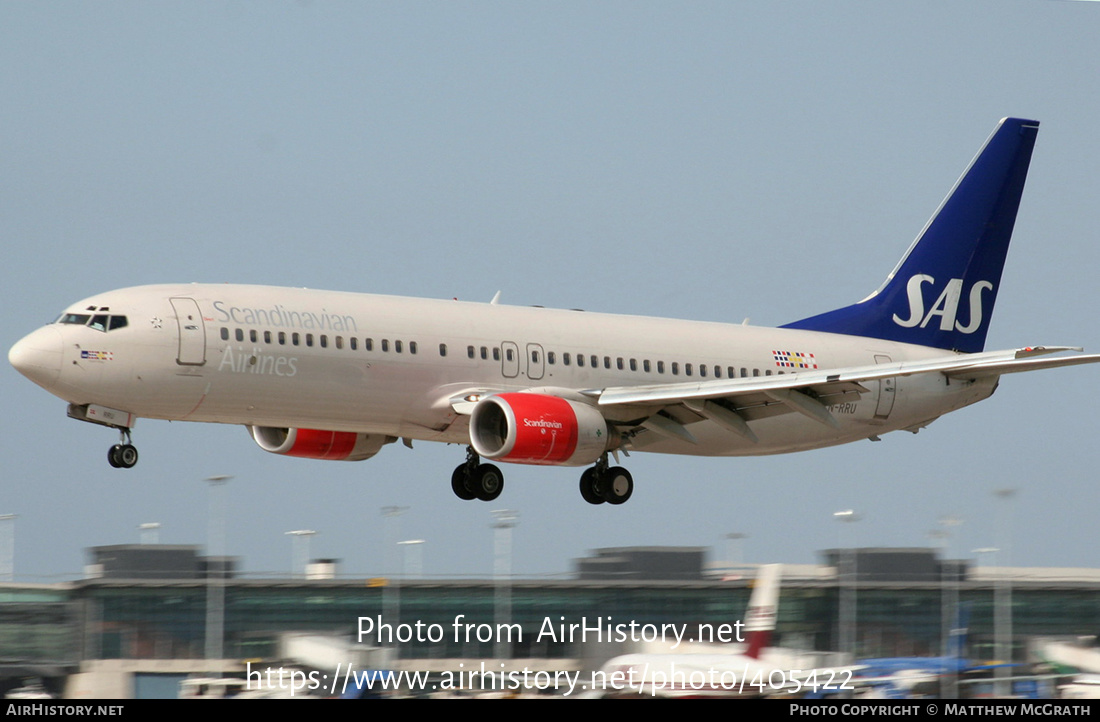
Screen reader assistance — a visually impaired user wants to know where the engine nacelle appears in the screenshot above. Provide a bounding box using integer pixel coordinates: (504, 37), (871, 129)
(469, 393), (610, 466)
(248, 426), (392, 461)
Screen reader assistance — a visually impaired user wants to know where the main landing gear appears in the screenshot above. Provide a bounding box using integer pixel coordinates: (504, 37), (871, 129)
(451, 447), (504, 502)
(450, 448), (634, 505)
(107, 428), (139, 469)
(579, 454), (633, 506)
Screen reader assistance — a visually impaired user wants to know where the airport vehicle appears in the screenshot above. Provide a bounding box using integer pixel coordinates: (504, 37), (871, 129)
(9, 118), (1099, 505)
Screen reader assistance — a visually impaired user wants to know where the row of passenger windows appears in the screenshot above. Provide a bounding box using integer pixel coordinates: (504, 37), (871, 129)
(219, 327), (778, 379)
(467, 344), (778, 378)
(219, 327), (419, 354)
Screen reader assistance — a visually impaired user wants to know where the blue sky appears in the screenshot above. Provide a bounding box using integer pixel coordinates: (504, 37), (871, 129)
(3, 2), (1098, 581)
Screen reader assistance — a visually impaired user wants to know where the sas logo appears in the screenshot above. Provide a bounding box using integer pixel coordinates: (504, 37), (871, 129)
(891, 275), (993, 334)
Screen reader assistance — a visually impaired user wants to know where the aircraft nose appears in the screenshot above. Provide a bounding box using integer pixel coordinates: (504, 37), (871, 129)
(9, 326), (63, 389)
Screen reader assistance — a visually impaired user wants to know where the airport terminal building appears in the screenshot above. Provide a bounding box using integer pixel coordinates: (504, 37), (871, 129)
(3, 545), (1100, 697)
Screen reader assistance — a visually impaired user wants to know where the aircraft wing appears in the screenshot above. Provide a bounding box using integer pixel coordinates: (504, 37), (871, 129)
(586, 347), (1100, 442)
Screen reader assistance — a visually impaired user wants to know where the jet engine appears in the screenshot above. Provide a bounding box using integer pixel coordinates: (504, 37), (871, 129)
(469, 393), (610, 466)
(248, 426), (392, 461)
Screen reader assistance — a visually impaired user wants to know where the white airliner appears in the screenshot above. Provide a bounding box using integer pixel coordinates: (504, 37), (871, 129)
(9, 118), (1099, 505)
(593, 565), (853, 698)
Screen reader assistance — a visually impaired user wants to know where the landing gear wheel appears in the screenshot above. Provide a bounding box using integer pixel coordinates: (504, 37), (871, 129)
(470, 464), (504, 502)
(451, 464), (476, 501)
(579, 468), (605, 505)
(108, 443), (139, 469)
(108, 445), (122, 468)
(602, 466), (633, 505)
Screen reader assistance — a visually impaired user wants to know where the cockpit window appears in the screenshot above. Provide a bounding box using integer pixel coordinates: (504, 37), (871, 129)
(55, 313), (129, 331)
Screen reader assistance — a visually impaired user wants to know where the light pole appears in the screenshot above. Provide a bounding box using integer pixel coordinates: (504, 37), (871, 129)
(398, 539), (425, 580)
(138, 522), (161, 545)
(834, 510), (861, 659)
(993, 488), (1016, 697)
(932, 515), (963, 699)
(285, 530), (317, 579)
(0, 514), (17, 583)
(725, 532), (748, 579)
(381, 506), (408, 645)
(492, 509), (519, 661)
(202, 474), (232, 676)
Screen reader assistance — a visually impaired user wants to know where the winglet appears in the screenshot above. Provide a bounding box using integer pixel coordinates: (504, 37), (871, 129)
(782, 118), (1040, 353)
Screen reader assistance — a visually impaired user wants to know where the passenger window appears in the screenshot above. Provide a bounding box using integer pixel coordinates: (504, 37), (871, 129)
(590, 355), (598, 367)
(576, 354), (584, 368)
(264, 331), (272, 344)
(235, 329), (244, 342)
(548, 352), (556, 365)
(306, 334), (314, 347)
(686, 363), (693, 377)
(616, 358), (624, 370)
(563, 353), (571, 366)
(320, 335), (328, 348)
(672, 362), (679, 375)
(410, 341), (417, 355)
(220, 328), (229, 341)
(381, 339), (389, 352)
(629, 359), (637, 372)
(531, 350), (539, 363)
(700, 364), (707, 377)
(335, 336), (343, 350)
(365, 338), (374, 351)
(493, 348), (500, 361)
(480, 346), (488, 360)
(604, 357), (611, 369)
(395, 340), (403, 353)
(643, 360), (651, 373)
(292, 333), (300, 346)
(250, 330), (258, 343)
(467, 345), (475, 359)
(279, 332), (287, 345)
(506, 348), (514, 362)
(351, 338), (358, 351)
(657, 361), (665, 374)
(439, 343), (447, 357)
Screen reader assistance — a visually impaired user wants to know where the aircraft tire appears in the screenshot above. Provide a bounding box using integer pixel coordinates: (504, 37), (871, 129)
(451, 464), (476, 501)
(108, 444), (122, 468)
(116, 444), (139, 468)
(602, 467), (633, 505)
(471, 464), (504, 502)
(579, 468), (605, 505)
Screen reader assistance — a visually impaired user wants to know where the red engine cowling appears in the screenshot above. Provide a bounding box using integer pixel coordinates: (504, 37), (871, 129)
(469, 393), (610, 466)
(248, 426), (391, 461)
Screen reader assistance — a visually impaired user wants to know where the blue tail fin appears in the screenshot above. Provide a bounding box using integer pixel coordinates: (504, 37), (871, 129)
(782, 118), (1039, 353)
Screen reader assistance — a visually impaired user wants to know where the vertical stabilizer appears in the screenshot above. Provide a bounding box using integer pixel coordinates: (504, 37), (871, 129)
(782, 118), (1039, 353)
(743, 563), (782, 659)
